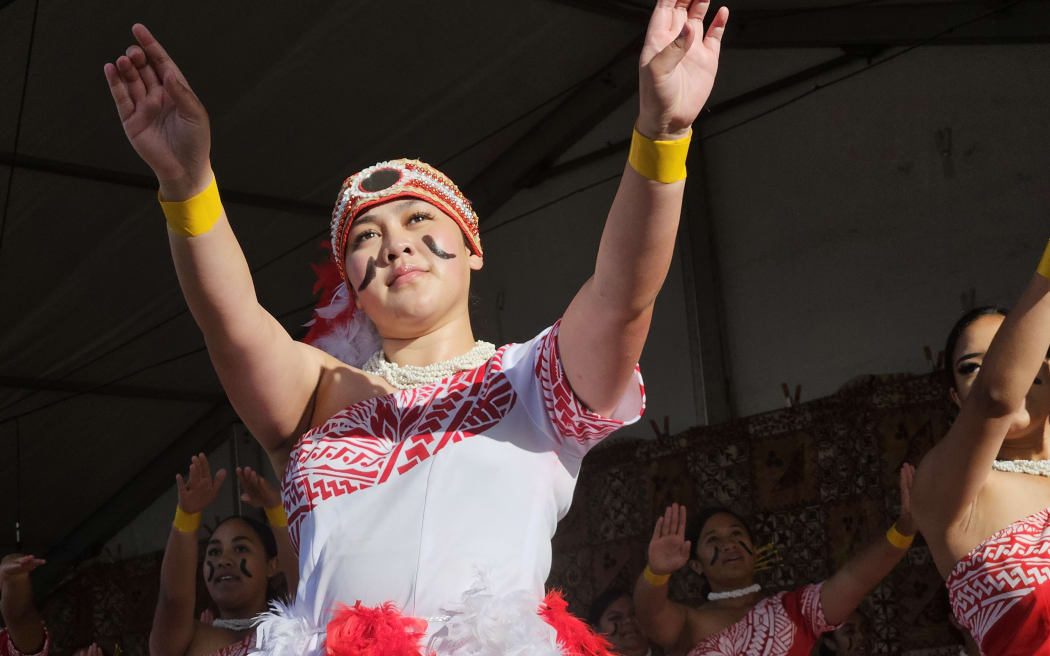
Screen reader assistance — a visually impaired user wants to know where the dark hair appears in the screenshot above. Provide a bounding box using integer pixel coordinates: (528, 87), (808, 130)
(685, 507), (754, 560)
(942, 306), (1009, 388)
(587, 587), (631, 628)
(213, 515), (278, 560)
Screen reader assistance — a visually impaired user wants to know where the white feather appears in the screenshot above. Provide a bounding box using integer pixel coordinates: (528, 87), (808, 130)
(250, 598), (324, 656)
(429, 573), (562, 656)
(303, 281), (382, 369)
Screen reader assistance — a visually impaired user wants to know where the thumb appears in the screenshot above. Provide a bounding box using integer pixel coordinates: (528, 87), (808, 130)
(649, 23), (697, 76)
(163, 70), (203, 117)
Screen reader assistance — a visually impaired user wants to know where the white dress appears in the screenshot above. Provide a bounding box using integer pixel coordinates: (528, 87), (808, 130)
(254, 322), (644, 655)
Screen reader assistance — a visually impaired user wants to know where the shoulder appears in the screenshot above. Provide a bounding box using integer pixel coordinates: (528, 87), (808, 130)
(185, 624), (247, 656)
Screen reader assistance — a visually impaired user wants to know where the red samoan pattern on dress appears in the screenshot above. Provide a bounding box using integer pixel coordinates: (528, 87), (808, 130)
(948, 508), (1050, 655)
(282, 345), (517, 553)
(535, 321), (644, 447)
(687, 584), (835, 656)
(207, 634), (252, 656)
(0, 628), (49, 656)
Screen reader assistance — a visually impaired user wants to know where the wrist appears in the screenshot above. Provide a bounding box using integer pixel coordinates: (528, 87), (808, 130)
(886, 523), (915, 550)
(264, 504), (288, 528)
(173, 505), (202, 533)
(635, 116), (691, 142)
(158, 165), (214, 202)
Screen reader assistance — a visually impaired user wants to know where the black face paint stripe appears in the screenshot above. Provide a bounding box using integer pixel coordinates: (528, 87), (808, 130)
(739, 541), (753, 555)
(422, 235), (456, 259)
(205, 561), (215, 582)
(357, 257), (376, 292)
(710, 546), (720, 566)
(239, 559), (252, 578)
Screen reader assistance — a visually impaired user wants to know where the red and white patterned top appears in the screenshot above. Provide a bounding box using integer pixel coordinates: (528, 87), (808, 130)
(687, 584), (836, 656)
(208, 634), (252, 656)
(281, 321), (644, 642)
(947, 508), (1050, 655)
(0, 627), (48, 656)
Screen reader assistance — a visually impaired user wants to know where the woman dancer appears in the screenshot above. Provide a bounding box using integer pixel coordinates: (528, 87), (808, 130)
(0, 554), (47, 656)
(151, 455), (292, 656)
(913, 270), (1050, 652)
(635, 466), (915, 655)
(103, 0), (728, 651)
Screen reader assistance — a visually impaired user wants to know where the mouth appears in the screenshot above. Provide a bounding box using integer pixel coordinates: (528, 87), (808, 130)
(388, 265), (427, 287)
(723, 555), (744, 564)
(214, 574), (241, 584)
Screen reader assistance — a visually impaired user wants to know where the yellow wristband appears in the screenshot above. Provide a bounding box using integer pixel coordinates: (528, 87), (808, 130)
(173, 506), (202, 533)
(643, 565), (671, 587)
(885, 524), (914, 550)
(627, 127), (691, 183)
(159, 176), (223, 237)
(1037, 240), (1050, 280)
(264, 505), (288, 528)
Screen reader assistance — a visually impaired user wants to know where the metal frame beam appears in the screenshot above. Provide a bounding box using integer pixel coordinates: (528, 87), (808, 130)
(550, 1), (1050, 48)
(0, 375), (224, 404)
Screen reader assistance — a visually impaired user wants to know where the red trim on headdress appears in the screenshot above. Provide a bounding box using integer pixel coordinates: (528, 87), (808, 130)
(325, 602), (431, 656)
(540, 590), (615, 656)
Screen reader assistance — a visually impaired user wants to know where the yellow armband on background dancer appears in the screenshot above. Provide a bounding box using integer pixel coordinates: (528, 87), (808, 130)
(265, 505), (288, 528)
(159, 176), (223, 237)
(885, 524), (914, 550)
(1037, 240), (1050, 280)
(628, 127), (691, 183)
(173, 506), (201, 533)
(643, 564), (671, 586)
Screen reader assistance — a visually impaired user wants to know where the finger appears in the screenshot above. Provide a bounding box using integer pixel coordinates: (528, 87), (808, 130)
(686, 0), (711, 24)
(652, 516), (664, 541)
(649, 22), (698, 75)
(115, 55), (147, 105)
(241, 492), (252, 503)
(200, 453), (211, 481)
(103, 63), (136, 122)
(132, 24), (176, 72)
(681, 540), (692, 558)
(662, 505), (674, 537)
(214, 468), (227, 488)
(127, 45), (160, 92)
(175, 473), (186, 491)
(677, 504), (688, 537)
(702, 6), (729, 52)
(162, 69), (203, 117)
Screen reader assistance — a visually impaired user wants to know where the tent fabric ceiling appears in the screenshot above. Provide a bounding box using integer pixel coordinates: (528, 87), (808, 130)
(1, 0), (1043, 579)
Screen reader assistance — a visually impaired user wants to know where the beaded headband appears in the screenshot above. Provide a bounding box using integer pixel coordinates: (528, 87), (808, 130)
(329, 158), (482, 283)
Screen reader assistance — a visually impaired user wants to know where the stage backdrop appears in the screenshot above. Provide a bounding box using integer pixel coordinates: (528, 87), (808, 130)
(37, 372), (963, 655)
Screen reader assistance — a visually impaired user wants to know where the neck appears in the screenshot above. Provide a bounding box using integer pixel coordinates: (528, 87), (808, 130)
(218, 599), (268, 623)
(998, 419), (1050, 460)
(380, 312), (477, 367)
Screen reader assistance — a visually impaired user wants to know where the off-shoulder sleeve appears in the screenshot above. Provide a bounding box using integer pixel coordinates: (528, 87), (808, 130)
(782, 582), (840, 641)
(0, 626), (50, 656)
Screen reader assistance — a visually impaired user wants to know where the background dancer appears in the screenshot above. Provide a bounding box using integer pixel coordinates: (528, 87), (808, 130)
(102, 0), (729, 651)
(150, 455), (290, 656)
(635, 465), (915, 655)
(1, 554), (48, 656)
(914, 279), (1050, 652)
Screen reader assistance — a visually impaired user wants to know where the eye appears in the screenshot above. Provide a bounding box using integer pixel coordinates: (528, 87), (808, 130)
(206, 548), (220, 557)
(352, 228), (379, 247)
(407, 211), (433, 225)
(958, 362), (979, 375)
(235, 545), (249, 553)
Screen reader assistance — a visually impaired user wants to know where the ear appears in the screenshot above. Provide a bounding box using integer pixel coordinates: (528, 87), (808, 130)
(266, 556), (279, 578)
(949, 386), (961, 409)
(688, 559), (704, 576)
(468, 253), (484, 272)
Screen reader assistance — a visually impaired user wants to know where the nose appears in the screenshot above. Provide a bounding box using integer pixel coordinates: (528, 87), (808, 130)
(381, 227), (414, 263)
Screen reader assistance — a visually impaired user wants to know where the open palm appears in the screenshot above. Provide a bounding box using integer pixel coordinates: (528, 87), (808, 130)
(648, 503), (692, 575)
(639, 1), (729, 139)
(103, 24), (210, 189)
(176, 453), (227, 515)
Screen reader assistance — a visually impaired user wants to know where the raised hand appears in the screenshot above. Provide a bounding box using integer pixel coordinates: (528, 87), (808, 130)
(71, 644), (103, 656)
(897, 462), (917, 536)
(199, 608), (215, 625)
(236, 466), (281, 509)
(638, 0), (729, 140)
(103, 24), (212, 198)
(175, 453), (227, 515)
(648, 503), (692, 576)
(0, 554), (45, 586)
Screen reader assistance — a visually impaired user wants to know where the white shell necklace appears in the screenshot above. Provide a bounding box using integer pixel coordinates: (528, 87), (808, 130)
(992, 459), (1050, 477)
(363, 341), (496, 389)
(212, 617), (257, 631)
(707, 583), (761, 602)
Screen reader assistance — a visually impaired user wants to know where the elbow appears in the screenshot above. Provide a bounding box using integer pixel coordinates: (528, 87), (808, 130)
(970, 382), (1024, 419)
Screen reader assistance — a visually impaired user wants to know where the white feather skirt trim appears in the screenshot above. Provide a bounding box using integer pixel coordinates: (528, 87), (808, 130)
(250, 598), (324, 656)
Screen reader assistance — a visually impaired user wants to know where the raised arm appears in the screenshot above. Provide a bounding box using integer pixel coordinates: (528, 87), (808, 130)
(634, 504), (693, 652)
(560, 1), (728, 416)
(236, 466), (298, 598)
(914, 265), (1050, 527)
(820, 465), (916, 626)
(103, 25), (325, 450)
(150, 455), (227, 656)
(0, 554), (47, 654)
